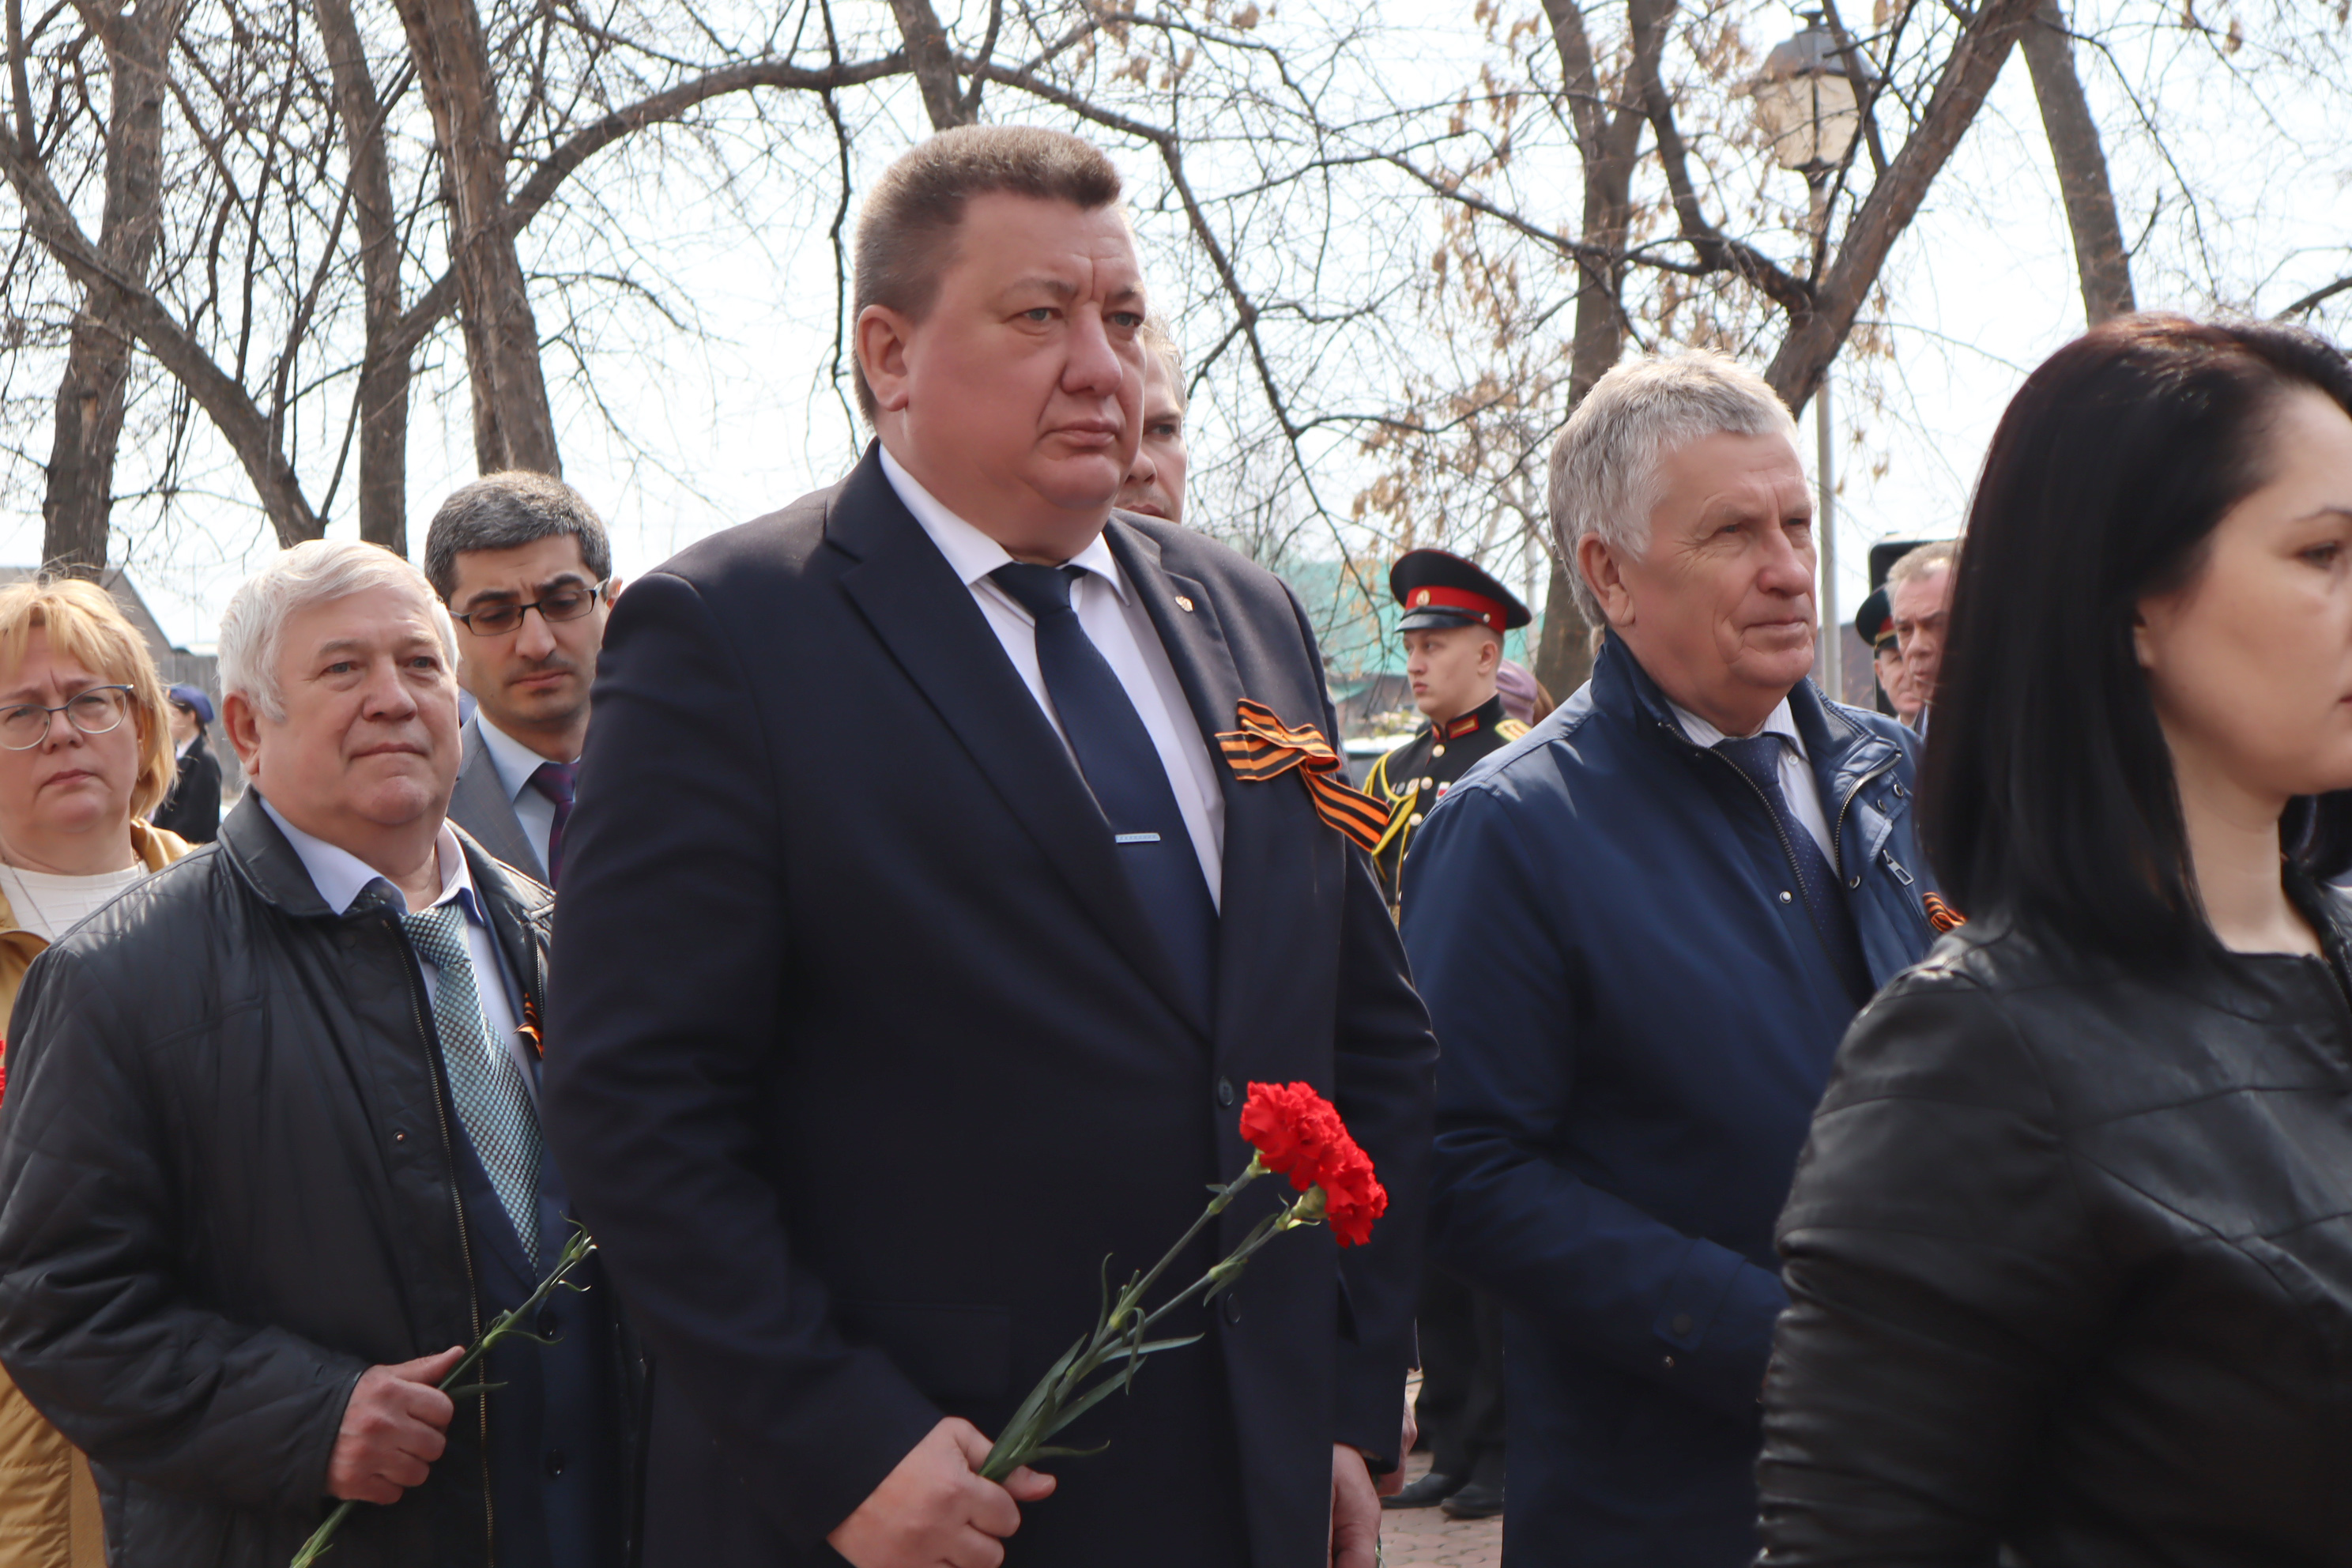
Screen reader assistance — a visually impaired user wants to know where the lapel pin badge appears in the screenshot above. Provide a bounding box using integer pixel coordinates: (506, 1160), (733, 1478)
(1174, 594), (1195, 612)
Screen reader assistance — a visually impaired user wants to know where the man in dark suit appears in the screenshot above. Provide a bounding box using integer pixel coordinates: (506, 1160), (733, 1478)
(541, 126), (1434, 1568)
(426, 472), (620, 886)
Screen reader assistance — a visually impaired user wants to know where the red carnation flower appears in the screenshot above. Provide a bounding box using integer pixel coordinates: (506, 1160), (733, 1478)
(1317, 1144), (1388, 1248)
(1239, 1080), (1347, 1192)
(1239, 1080), (1386, 1246)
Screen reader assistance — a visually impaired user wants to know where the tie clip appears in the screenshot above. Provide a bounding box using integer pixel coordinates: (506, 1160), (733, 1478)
(1114, 832), (1163, 844)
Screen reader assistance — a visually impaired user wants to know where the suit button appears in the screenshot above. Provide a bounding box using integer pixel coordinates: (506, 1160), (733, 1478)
(1216, 1078), (1235, 1108)
(1778, 890), (1793, 904)
(1223, 1293), (1242, 1325)
(1849, 875), (1860, 888)
(1408, 813), (1423, 826)
(545, 1450), (567, 1479)
(1432, 744), (1446, 758)
(537, 1303), (559, 1339)
(1671, 1313), (1694, 1336)
(1661, 1355), (1676, 1369)
(393, 1129), (407, 1144)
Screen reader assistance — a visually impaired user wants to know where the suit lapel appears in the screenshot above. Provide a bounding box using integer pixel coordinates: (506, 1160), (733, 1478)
(830, 452), (1206, 1035)
(1102, 521), (1292, 1055)
(453, 721), (546, 882)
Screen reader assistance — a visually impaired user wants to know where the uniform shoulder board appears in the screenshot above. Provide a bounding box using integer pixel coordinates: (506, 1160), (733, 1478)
(1497, 718), (1531, 741)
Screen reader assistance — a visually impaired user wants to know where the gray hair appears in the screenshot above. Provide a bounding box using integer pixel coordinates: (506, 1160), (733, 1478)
(1547, 351), (1801, 623)
(1886, 537), (1958, 589)
(219, 539), (456, 723)
(422, 470), (612, 602)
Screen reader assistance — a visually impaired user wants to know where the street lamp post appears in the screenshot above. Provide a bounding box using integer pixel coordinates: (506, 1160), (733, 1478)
(1753, 13), (1863, 700)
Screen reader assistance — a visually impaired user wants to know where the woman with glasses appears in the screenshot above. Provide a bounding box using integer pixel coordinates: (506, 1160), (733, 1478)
(1756, 316), (2352, 1563)
(0, 577), (190, 1568)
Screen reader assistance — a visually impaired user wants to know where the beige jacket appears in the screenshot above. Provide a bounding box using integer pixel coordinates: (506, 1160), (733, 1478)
(0, 821), (190, 1568)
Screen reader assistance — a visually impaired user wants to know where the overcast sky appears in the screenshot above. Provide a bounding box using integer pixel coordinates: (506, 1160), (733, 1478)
(3, 0), (2346, 656)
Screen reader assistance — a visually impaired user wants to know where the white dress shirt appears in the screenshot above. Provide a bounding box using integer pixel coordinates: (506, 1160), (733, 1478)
(259, 796), (537, 1101)
(475, 714), (569, 874)
(1668, 695), (1836, 859)
(880, 446), (1227, 907)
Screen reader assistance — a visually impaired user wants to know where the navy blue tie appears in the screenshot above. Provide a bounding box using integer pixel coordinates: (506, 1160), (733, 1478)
(1713, 733), (1873, 1005)
(990, 564), (1217, 1019)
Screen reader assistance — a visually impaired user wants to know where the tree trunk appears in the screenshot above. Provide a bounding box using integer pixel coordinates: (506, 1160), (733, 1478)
(1766, 0), (2042, 415)
(1529, 0), (1665, 699)
(37, 0), (191, 572)
(887, 0), (971, 130)
(2020, 0), (2134, 325)
(390, 0), (560, 477)
(316, 0), (411, 551)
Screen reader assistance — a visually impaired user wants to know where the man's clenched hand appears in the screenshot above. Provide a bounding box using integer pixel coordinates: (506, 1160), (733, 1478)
(327, 1347), (463, 1505)
(828, 1416), (1057, 1568)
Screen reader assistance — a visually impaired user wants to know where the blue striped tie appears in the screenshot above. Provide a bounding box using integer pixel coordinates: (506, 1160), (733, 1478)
(401, 903), (544, 1265)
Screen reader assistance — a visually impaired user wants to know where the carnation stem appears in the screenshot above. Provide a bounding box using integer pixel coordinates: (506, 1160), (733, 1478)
(978, 1162), (1327, 1483)
(286, 1231), (598, 1568)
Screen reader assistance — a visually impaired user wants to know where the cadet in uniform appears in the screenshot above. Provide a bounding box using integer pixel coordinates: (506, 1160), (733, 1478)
(1366, 550), (1533, 914)
(1366, 549), (1529, 1521)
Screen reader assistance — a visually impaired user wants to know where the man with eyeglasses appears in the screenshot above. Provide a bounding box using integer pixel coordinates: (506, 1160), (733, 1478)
(424, 472), (623, 886)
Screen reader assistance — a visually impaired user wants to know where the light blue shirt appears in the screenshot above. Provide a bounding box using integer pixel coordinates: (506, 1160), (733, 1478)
(475, 716), (570, 876)
(258, 795), (537, 1101)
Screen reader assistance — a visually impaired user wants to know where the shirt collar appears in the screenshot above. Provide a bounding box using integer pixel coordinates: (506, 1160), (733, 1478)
(1666, 694), (1808, 760)
(258, 795), (480, 920)
(474, 714), (567, 805)
(879, 443), (1129, 607)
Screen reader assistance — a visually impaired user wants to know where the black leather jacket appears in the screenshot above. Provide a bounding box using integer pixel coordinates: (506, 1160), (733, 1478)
(1758, 873), (2352, 1566)
(0, 795), (640, 1567)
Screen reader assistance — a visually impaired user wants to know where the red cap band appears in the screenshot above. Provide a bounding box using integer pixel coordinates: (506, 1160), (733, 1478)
(1404, 585), (1507, 633)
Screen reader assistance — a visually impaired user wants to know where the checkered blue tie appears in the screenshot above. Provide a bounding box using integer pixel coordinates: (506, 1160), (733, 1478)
(401, 902), (544, 1266)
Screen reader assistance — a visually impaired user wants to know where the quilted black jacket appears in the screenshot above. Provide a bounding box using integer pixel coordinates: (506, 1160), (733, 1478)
(0, 795), (637, 1567)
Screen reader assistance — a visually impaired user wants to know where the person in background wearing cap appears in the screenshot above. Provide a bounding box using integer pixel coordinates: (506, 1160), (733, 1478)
(1366, 549), (1528, 1523)
(1886, 539), (1957, 730)
(1853, 588), (1921, 729)
(1366, 550), (1533, 915)
(153, 682), (224, 842)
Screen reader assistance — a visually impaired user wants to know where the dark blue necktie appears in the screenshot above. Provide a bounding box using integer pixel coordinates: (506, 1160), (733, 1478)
(530, 760), (575, 887)
(1713, 733), (1873, 1005)
(989, 564), (1216, 1019)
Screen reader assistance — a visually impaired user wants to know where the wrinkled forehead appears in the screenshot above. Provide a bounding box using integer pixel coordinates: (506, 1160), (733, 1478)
(283, 584), (448, 657)
(1653, 431), (1809, 530)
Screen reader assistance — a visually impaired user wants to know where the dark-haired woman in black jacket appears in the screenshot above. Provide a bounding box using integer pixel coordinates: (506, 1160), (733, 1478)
(1756, 315), (2352, 1567)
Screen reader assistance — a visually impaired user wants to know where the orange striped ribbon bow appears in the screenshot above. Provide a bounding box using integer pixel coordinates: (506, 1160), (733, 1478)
(1216, 699), (1389, 853)
(1922, 891), (1966, 933)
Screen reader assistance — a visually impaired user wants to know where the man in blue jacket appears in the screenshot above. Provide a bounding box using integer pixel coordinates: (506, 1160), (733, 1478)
(1400, 351), (1943, 1566)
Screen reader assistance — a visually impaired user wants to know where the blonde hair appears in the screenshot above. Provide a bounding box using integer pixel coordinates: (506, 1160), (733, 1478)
(0, 576), (175, 819)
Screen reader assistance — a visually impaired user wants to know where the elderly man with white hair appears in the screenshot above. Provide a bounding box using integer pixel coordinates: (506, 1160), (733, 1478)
(1399, 352), (1944, 1566)
(0, 540), (637, 1568)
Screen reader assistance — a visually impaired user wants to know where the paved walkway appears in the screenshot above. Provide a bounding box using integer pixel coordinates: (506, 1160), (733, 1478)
(1379, 1453), (1502, 1568)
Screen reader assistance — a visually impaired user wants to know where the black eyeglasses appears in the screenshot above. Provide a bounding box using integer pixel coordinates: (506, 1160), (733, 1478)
(0, 685), (134, 751)
(450, 579), (611, 638)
